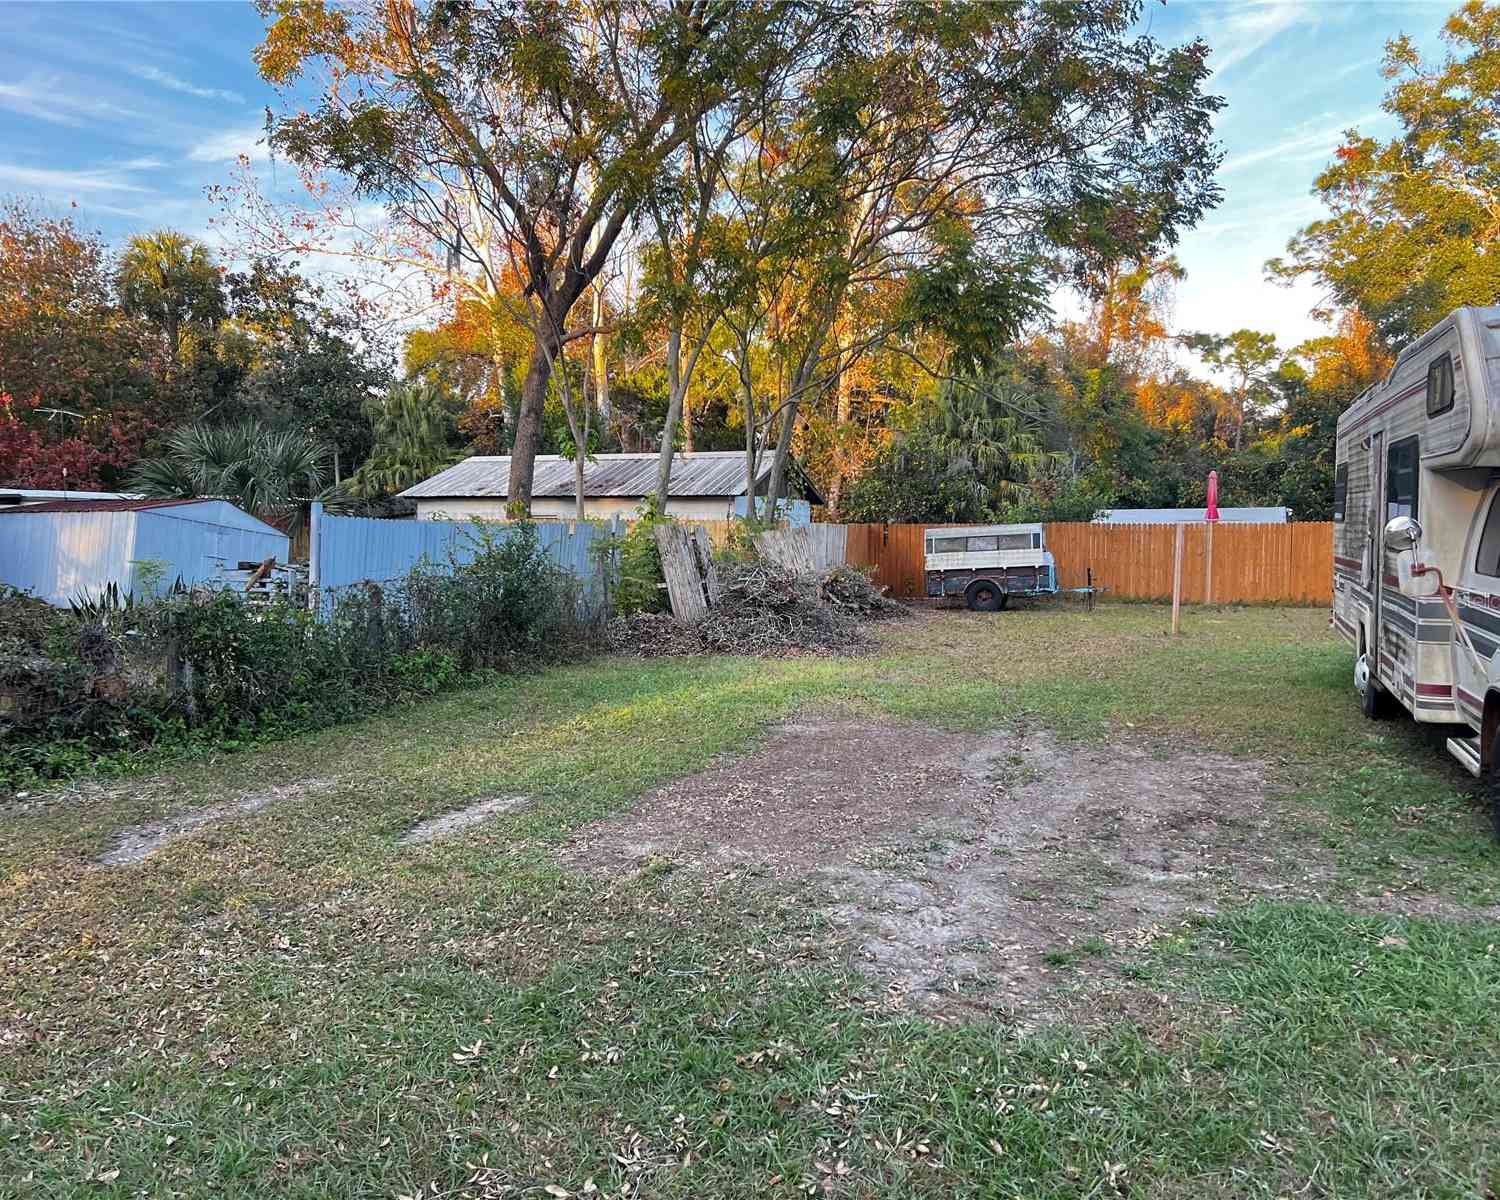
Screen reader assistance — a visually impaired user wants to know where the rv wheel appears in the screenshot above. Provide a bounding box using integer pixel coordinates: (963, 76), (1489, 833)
(1356, 653), (1391, 719)
(1487, 731), (1500, 842)
(966, 581), (1002, 612)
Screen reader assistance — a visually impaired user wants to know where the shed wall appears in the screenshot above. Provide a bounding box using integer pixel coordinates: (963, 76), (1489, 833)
(0, 506), (289, 605)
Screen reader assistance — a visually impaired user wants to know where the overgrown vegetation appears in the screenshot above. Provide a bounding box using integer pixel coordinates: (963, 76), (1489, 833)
(0, 526), (584, 789)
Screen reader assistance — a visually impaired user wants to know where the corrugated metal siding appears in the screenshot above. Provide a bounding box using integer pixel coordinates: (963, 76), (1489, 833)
(0, 506), (289, 605)
(402, 453), (769, 500)
(132, 508), (289, 591)
(312, 510), (619, 612)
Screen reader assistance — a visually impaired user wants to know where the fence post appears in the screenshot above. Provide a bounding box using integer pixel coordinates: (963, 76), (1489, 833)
(1204, 521), (1214, 605)
(1171, 522), (1185, 636)
(307, 500), (323, 610)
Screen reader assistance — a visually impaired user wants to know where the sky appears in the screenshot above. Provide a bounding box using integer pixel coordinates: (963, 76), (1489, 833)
(0, 0), (1459, 356)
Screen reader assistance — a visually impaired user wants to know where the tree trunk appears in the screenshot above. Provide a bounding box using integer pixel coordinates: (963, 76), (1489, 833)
(825, 332), (852, 514)
(654, 324), (684, 505)
(592, 290), (610, 427)
(509, 337), (557, 514)
(739, 343), (760, 523)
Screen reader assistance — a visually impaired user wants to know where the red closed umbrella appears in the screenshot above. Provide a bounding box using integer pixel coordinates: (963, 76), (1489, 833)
(1206, 470), (1220, 522)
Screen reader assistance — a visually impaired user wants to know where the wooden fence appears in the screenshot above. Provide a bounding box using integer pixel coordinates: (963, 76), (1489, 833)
(838, 521), (1333, 606)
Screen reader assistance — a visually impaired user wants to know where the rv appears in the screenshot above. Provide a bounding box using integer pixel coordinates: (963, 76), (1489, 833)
(1333, 304), (1500, 832)
(924, 523), (1057, 610)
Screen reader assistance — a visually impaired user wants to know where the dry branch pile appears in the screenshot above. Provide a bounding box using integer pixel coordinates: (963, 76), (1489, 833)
(606, 560), (903, 658)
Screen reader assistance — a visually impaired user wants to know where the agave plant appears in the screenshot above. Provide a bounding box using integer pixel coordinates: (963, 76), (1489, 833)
(129, 422), (330, 526)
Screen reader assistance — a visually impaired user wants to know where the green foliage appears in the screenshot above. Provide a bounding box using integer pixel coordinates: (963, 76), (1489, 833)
(347, 380), (463, 499)
(0, 525), (586, 789)
(612, 497), (671, 615)
(1268, 1), (1500, 345)
(129, 421), (330, 525)
(117, 230), (226, 361)
(843, 363), (1061, 523)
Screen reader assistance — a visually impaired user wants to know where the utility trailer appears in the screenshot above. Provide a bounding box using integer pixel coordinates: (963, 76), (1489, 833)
(924, 523), (1059, 611)
(1333, 303), (1500, 838)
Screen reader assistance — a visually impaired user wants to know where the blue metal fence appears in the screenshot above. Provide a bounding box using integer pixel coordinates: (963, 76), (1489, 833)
(309, 505), (620, 613)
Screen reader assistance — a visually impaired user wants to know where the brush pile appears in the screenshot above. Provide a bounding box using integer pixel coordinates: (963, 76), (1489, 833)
(605, 560), (903, 657)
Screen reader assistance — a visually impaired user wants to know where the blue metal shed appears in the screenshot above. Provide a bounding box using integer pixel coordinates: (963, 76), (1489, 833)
(0, 498), (290, 605)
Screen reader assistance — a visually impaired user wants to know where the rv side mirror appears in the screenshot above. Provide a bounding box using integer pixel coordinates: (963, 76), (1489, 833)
(1383, 515), (1422, 552)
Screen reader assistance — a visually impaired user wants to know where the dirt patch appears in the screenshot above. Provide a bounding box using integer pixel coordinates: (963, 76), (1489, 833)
(98, 779), (336, 866)
(562, 717), (1290, 1019)
(399, 796), (529, 845)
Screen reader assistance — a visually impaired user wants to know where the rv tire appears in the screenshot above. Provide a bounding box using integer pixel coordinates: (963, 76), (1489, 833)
(1357, 654), (1391, 719)
(1487, 730), (1500, 842)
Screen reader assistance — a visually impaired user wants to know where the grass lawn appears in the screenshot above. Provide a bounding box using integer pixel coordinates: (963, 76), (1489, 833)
(4, 603), (1499, 1198)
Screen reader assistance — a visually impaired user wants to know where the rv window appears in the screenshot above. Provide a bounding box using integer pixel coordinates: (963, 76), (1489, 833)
(1386, 437), (1419, 522)
(932, 536), (968, 554)
(1332, 464), (1348, 522)
(968, 535), (999, 551)
(992, 533), (1032, 551)
(1427, 354), (1455, 417)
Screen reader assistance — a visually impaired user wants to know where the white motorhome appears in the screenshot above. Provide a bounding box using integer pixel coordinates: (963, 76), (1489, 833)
(1333, 304), (1500, 832)
(924, 523), (1057, 610)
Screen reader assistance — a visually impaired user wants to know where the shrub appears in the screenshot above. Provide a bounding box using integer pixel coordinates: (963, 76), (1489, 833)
(0, 524), (589, 790)
(612, 497), (670, 614)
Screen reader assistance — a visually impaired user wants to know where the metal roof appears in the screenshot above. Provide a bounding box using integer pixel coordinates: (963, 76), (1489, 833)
(926, 523), (1044, 538)
(1092, 506), (1290, 525)
(0, 497), (208, 515)
(402, 452), (793, 500)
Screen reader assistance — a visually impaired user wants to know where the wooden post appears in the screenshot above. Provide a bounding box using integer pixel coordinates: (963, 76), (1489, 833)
(1204, 521), (1214, 605)
(1171, 522), (1185, 636)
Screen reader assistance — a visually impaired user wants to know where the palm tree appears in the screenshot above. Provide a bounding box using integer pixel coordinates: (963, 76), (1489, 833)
(117, 230), (226, 363)
(346, 381), (461, 499)
(130, 422), (329, 527)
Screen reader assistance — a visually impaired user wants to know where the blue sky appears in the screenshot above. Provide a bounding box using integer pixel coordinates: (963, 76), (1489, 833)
(0, 0), (1457, 355)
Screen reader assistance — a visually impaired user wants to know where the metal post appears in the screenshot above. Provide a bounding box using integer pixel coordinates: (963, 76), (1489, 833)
(308, 500), (323, 611)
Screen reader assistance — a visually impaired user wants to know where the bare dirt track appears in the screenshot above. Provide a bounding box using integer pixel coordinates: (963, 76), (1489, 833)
(561, 715), (1285, 1020)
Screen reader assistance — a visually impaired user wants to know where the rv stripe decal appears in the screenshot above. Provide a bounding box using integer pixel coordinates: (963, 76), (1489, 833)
(1340, 378), (1430, 436)
(1415, 683), (1453, 697)
(1458, 604), (1500, 636)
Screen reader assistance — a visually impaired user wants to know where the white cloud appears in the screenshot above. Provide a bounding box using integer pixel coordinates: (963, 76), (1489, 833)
(130, 65), (245, 107)
(0, 76), (139, 126)
(1220, 109), (1386, 174)
(188, 125), (268, 163)
(0, 162), (153, 194)
(1202, 1), (1316, 77)
(117, 156), (168, 171)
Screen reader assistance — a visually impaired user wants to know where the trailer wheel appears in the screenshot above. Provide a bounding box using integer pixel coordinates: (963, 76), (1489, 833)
(966, 581), (1002, 612)
(1356, 652), (1391, 719)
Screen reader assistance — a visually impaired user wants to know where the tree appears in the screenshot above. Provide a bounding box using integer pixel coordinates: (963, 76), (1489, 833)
(842, 364), (1059, 522)
(347, 381), (462, 500)
(248, 0), (809, 513)
(130, 423), (329, 526)
(0, 200), (155, 414)
(117, 231), (227, 364)
(715, 1), (1222, 518)
(1184, 329), (1281, 448)
(1268, 0), (1500, 345)
(0, 393), (149, 490)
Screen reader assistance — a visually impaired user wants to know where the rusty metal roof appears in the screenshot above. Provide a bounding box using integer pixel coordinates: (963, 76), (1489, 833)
(401, 452), (787, 500)
(0, 497), (207, 515)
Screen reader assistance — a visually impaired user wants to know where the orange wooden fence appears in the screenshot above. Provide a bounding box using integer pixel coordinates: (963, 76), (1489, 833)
(840, 521), (1333, 605)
